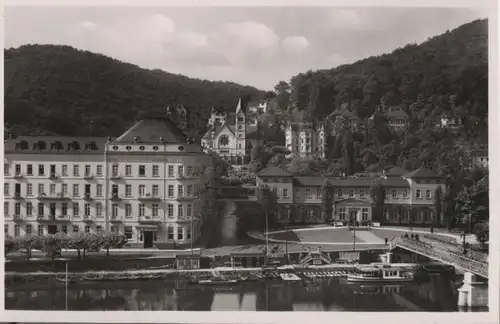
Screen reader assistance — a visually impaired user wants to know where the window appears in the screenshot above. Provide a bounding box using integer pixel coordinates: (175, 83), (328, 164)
(62, 203), (68, 216)
(362, 208), (369, 221)
(125, 204), (132, 217)
(426, 190), (432, 199)
(295, 188), (300, 198)
(61, 165), (68, 177)
(348, 189), (354, 197)
(38, 165), (45, 176)
(125, 226), (133, 239)
(96, 184), (103, 197)
(72, 225), (79, 233)
(339, 208), (346, 220)
(168, 204), (174, 218)
(187, 227), (192, 240)
(15, 203), (21, 216)
(317, 188), (322, 197)
(152, 165), (159, 177)
(187, 185), (193, 196)
(73, 203), (79, 216)
(61, 225), (68, 234)
(187, 166), (193, 176)
(152, 185), (159, 197)
(168, 165), (174, 177)
(337, 188), (342, 198)
(26, 202), (33, 216)
(62, 184), (68, 196)
(4, 183), (9, 196)
(85, 165), (91, 176)
(96, 203), (102, 217)
(14, 224), (20, 237)
(416, 189), (422, 199)
(112, 164), (119, 176)
(139, 204), (145, 217)
(85, 184), (91, 195)
(4, 224), (8, 235)
(167, 226), (174, 240)
(152, 204), (159, 217)
(139, 185), (145, 197)
(84, 203), (91, 216)
(125, 185), (132, 197)
(73, 165), (79, 177)
(283, 188), (288, 198)
(15, 164), (21, 175)
(178, 166), (184, 177)
(360, 189), (365, 198)
(403, 189), (408, 198)
(38, 225), (44, 236)
(4, 164), (9, 176)
(84, 225), (90, 233)
(37, 203), (44, 216)
(49, 203), (56, 216)
(187, 204), (192, 217)
(392, 190), (397, 199)
(112, 204), (118, 217)
(178, 204), (184, 217)
(168, 185), (174, 197)
(178, 227), (184, 240)
(272, 187), (278, 197)
(96, 165), (103, 177)
(96, 225), (102, 232)
(305, 188), (311, 198)
(27, 164), (33, 176)
(73, 184), (79, 197)
(139, 165), (146, 177)
(125, 165), (132, 176)
(178, 185), (184, 197)
(4, 202), (9, 215)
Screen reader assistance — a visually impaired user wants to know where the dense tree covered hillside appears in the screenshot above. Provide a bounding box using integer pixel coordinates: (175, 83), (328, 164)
(4, 44), (265, 137)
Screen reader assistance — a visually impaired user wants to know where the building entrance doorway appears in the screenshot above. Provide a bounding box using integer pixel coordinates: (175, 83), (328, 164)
(48, 225), (58, 234)
(349, 210), (358, 224)
(143, 231), (154, 248)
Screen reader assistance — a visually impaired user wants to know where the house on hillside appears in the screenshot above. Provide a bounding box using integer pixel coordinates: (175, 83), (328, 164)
(440, 113), (464, 128)
(467, 147), (489, 169)
(247, 100), (269, 114)
(201, 98), (259, 165)
(285, 121), (326, 159)
(369, 107), (409, 130)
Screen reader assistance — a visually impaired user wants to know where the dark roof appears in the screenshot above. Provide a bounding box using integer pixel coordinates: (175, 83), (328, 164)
(386, 110), (409, 119)
(385, 166), (409, 177)
(293, 176), (410, 188)
(258, 166), (292, 177)
(405, 167), (441, 179)
(4, 136), (109, 154)
(380, 178), (410, 188)
(114, 118), (187, 143)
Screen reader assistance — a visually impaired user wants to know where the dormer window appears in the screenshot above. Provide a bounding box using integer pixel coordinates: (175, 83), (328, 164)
(133, 136), (141, 143)
(50, 141), (63, 150)
(85, 141), (97, 151)
(15, 141), (28, 150)
(33, 141), (46, 150)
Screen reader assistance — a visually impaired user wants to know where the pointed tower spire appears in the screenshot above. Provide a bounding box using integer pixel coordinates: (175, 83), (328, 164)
(235, 97), (243, 114)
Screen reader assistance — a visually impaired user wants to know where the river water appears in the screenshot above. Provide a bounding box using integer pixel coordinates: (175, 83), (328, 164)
(5, 276), (488, 312)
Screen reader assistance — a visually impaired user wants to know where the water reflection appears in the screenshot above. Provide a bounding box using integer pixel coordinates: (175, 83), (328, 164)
(4, 277), (474, 312)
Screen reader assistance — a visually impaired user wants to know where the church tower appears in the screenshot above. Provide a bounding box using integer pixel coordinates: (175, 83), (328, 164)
(234, 98), (246, 159)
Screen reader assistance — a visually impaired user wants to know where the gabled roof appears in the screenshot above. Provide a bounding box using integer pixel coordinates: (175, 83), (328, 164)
(380, 178), (410, 188)
(404, 166), (441, 179)
(258, 166), (292, 177)
(385, 166), (409, 177)
(114, 117), (187, 143)
(336, 198), (372, 205)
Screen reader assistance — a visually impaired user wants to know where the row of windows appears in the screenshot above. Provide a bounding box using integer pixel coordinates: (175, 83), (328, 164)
(4, 202), (194, 218)
(5, 163), (204, 178)
(5, 224), (192, 241)
(338, 208), (370, 221)
(5, 183), (197, 198)
(269, 187), (434, 200)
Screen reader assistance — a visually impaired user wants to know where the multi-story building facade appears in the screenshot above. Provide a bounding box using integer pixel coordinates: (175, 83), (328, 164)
(284, 122), (326, 159)
(4, 117), (214, 248)
(256, 165), (445, 226)
(201, 99), (259, 165)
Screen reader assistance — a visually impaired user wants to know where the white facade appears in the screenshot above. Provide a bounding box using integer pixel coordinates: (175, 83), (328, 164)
(4, 119), (214, 248)
(285, 122), (326, 159)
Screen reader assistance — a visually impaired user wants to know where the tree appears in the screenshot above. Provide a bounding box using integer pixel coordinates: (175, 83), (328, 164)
(474, 221), (489, 248)
(370, 180), (385, 222)
(15, 235), (41, 260)
(321, 180), (334, 223)
(5, 235), (16, 255)
(434, 186), (444, 227)
(256, 184), (279, 229)
(98, 231), (127, 257)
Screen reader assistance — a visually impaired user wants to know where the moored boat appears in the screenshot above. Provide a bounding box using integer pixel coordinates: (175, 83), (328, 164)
(347, 263), (416, 283)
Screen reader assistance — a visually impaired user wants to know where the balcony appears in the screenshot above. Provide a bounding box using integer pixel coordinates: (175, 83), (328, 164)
(84, 173), (94, 180)
(110, 193), (122, 201)
(14, 173), (24, 179)
(138, 193), (162, 201)
(83, 193), (93, 200)
(176, 195), (197, 201)
(138, 215), (162, 224)
(14, 192), (22, 200)
(110, 173), (123, 180)
(37, 192), (71, 201)
(176, 174), (198, 180)
(83, 215), (95, 222)
(37, 214), (56, 222)
(13, 214), (24, 222)
(48, 173), (60, 180)
(110, 215), (123, 223)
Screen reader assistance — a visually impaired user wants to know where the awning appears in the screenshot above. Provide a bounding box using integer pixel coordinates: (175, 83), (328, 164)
(135, 225), (159, 231)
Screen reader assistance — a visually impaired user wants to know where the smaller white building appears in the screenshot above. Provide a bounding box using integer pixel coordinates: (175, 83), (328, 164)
(285, 121), (326, 159)
(440, 114), (464, 128)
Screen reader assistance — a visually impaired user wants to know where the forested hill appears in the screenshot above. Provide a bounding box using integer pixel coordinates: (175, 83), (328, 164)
(4, 44), (266, 137)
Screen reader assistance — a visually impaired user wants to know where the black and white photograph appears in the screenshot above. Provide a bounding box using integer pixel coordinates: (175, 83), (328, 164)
(2, 1), (497, 321)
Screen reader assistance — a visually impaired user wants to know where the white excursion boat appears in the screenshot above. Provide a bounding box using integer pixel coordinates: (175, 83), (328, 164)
(347, 263), (417, 283)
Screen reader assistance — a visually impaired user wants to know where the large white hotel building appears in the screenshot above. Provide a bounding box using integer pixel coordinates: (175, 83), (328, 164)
(4, 117), (214, 248)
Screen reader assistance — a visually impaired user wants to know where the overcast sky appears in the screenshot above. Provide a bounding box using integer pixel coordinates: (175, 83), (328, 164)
(5, 6), (488, 90)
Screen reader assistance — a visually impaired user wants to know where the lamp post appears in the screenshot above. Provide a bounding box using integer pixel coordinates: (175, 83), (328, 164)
(352, 203), (357, 252)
